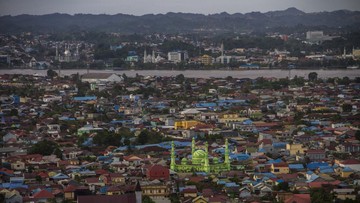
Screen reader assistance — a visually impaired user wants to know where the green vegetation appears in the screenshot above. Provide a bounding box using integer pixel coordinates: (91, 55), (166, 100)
(29, 140), (62, 158)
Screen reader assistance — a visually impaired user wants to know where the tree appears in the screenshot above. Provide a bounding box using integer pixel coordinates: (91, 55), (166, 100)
(308, 72), (318, 81)
(9, 108), (18, 116)
(142, 195), (156, 203)
(342, 103), (353, 112)
(310, 188), (333, 203)
(47, 69), (58, 78)
(355, 131), (360, 141)
(29, 140), (61, 157)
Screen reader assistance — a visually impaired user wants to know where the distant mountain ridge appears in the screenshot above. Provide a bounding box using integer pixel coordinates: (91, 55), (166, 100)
(1, 7), (359, 34)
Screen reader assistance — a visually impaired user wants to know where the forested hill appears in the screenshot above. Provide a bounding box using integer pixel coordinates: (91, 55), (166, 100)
(1, 7), (360, 34)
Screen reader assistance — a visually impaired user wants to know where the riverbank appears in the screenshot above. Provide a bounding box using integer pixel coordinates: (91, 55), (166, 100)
(0, 68), (359, 79)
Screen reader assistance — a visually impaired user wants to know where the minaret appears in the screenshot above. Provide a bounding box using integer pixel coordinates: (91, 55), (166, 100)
(191, 137), (195, 156)
(76, 44), (79, 60)
(135, 180), (142, 203)
(152, 50), (155, 63)
(55, 44), (59, 61)
(224, 138), (230, 170)
(144, 49), (147, 63)
(204, 142), (210, 173)
(343, 47), (346, 58)
(170, 141), (176, 171)
(221, 42), (224, 64)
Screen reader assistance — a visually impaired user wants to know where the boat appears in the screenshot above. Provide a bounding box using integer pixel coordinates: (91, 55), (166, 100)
(347, 65), (359, 69)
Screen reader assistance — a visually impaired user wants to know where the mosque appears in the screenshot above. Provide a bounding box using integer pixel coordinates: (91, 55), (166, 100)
(55, 44), (80, 62)
(170, 138), (230, 173)
(143, 49), (165, 63)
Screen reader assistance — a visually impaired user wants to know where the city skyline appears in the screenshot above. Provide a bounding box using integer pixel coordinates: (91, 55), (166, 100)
(1, 0), (360, 16)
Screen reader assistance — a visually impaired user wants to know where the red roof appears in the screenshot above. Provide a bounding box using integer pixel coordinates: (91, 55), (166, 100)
(341, 159), (360, 165)
(64, 185), (77, 192)
(273, 162), (289, 167)
(285, 194), (311, 203)
(33, 190), (55, 199)
(182, 188), (198, 193)
(308, 180), (341, 188)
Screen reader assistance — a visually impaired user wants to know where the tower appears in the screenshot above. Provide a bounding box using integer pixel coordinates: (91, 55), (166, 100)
(170, 141), (176, 171)
(224, 138), (230, 170)
(221, 42), (224, 64)
(55, 44), (59, 61)
(144, 49), (147, 63)
(152, 50), (155, 63)
(191, 137), (195, 156)
(135, 180), (142, 203)
(204, 142), (210, 173)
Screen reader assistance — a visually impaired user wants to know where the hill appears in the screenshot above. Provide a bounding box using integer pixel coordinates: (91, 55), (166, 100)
(1, 8), (360, 34)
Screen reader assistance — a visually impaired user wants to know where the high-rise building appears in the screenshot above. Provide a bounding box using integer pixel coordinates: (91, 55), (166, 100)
(167, 51), (188, 63)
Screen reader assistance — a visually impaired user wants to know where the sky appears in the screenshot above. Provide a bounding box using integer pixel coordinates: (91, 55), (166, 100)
(1, 0), (360, 16)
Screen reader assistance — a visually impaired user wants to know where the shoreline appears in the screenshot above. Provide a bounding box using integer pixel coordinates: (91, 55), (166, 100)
(0, 68), (359, 79)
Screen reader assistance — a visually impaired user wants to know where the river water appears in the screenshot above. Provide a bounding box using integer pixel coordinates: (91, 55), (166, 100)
(0, 69), (359, 79)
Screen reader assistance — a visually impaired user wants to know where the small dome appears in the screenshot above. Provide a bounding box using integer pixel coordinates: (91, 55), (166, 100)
(213, 157), (219, 163)
(181, 157), (188, 164)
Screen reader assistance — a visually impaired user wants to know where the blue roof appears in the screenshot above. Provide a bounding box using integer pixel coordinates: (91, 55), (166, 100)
(307, 162), (329, 170)
(273, 142), (287, 148)
(100, 186), (108, 194)
(289, 164), (304, 170)
(230, 153), (250, 161)
(225, 182), (239, 187)
(0, 183), (28, 189)
(52, 173), (69, 179)
(195, 102), (217, 108)
(266, 158), (283, 164)
(343, 167), (353, 172)
(73, 96), (97, 101)
(254, 173), (276, 178)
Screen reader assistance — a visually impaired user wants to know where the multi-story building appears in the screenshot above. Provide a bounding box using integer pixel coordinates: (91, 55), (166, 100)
(168, 51), (188, 63)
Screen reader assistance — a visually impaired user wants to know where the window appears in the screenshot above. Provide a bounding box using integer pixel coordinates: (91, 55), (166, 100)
(274, 169), (280, 172)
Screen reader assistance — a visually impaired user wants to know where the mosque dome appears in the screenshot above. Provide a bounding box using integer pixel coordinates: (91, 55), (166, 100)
(181, 157), (188, 165)
(193, 150), (206, 159)
(64, 50), (71, 56)
(192, 149), (207, 165)
(213, 157), (219, 164)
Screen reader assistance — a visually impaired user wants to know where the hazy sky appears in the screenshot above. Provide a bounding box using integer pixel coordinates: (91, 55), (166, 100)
(1, 0), (360, 16)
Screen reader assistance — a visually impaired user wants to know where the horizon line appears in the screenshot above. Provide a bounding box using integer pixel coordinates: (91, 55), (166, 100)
(1, 7), (359, 17)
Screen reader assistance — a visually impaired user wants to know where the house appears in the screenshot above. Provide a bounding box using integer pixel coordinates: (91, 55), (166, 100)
(333, 188), (356, 201)
(30, 189), (55, 203)
(0, 189), (23, 203)
(239, 187), (252, 198)
(271, 162), (289, 174)
(81, 73), (123, 83)
(286, 143), (306, 156)
(77, 193), (137, 203)
(98, 173), (126, 185)
(306, 149), (326, 161)
(141, 180), (170, 201)
(339, 167), (354, 178)
(10, 161), (25, 171)
(145, 164), (170, 180)
(338, 159), (360, 171)
(284, 194), (311, 203)
(183, 187), (198, 198)
(192, 196), (208, 203)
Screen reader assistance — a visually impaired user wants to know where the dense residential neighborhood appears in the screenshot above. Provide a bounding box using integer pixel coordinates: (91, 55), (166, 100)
(0, 70), (360, 203)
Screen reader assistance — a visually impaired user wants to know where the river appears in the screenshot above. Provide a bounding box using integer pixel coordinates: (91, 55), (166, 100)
(0, 69), (359, 79)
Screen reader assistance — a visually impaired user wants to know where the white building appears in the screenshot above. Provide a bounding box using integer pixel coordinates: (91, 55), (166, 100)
(81, 73), (123, 83)
(168, 51), (188, 63)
